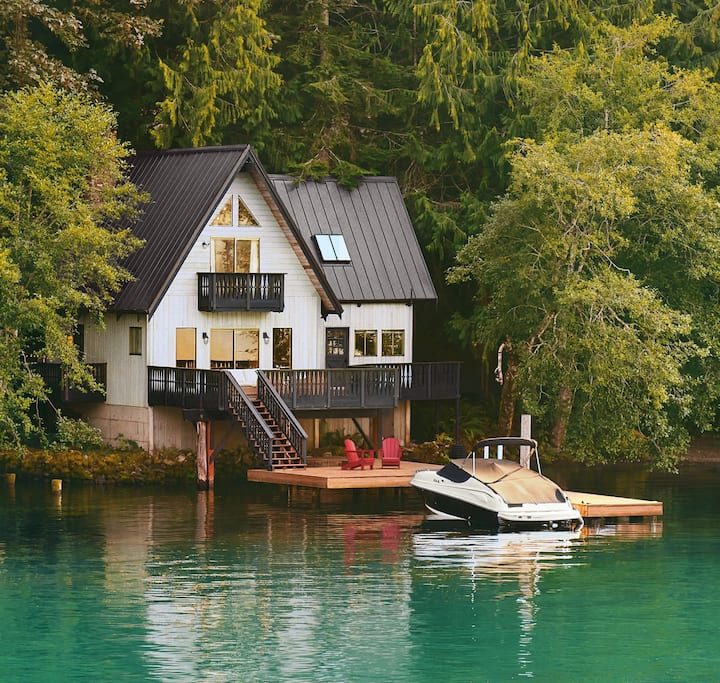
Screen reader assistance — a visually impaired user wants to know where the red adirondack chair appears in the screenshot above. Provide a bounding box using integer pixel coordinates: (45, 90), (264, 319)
(342, 439), (375, 470)
(380, 437), (402, 468)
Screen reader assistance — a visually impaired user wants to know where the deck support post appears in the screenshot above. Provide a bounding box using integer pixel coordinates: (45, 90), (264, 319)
(196, 420), (214, 490)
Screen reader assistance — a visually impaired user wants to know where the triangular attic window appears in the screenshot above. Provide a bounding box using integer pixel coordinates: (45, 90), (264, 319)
(237, 197), (258, 226)
(211, 198), (233, 226)
(210, 195), (259, 227)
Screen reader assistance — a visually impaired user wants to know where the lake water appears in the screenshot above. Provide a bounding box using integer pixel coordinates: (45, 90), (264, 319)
(1, 463), (719, 682)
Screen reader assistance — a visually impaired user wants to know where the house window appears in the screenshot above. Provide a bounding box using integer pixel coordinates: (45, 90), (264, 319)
(210, 329), (259, 369)
(314, 234), (350, 262)
(354, 330), (377, 357)
(129, 327), (142, 356)
(210, 195), (258, 227)
(273, 328), (292, 369)
(176, 328), (196, 368)
(382, 330), (405, 357)
(212, 238), (259, 273)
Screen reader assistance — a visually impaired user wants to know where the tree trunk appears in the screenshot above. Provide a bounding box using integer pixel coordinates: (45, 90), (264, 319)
(497, 354), (519, 436)
(550, 386), (573, 452)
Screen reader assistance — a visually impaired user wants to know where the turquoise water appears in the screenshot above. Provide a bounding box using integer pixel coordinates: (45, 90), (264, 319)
(0, 464), (719, 682)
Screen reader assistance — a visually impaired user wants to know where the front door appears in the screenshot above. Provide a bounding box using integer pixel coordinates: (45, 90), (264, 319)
(326, 328), (349, 368)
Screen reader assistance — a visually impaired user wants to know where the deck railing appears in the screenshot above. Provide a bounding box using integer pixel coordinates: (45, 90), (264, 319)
(263, 367), (400, 410)
(197, 272), (284, 312)
(147, 367), (226, 410)
(147, 363), (461, 411)
(224, 372), (275, 469)
(374, 362), (462, 401)
(35, 362), (107, 403)
(257, 370), (307, 462)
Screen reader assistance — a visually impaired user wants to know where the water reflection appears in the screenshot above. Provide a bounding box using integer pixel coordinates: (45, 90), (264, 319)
(0, 480), (690, 683)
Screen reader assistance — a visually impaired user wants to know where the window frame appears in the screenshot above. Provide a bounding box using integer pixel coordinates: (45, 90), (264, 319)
(354, 329), (377, 357)
(381, 329), (405, 357)
(129, 326), (142, 356)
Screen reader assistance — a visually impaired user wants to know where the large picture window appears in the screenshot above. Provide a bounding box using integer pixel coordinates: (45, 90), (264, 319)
(210, 329), (259, 369)
(354, 330), (377, 357)
(212, 238), (259, 273)
(381, 330), (405, 357)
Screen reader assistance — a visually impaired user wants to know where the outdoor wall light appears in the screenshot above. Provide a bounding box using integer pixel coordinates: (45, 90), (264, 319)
(263, 331), (270, 344)
(201, 241), (209, 248)
(202, 332), (209, 344)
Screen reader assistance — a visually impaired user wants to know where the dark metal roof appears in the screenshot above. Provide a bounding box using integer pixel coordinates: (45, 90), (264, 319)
(270, 176), (438, 303)
(111, 146), (341, 316)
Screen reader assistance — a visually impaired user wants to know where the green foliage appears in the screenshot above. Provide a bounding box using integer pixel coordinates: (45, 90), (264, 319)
(0, 1), (161, 92)
(152, 0), (282, 147)
(0, 84), (144, 447)
(0, 445), (258, 484)
(51, 416), (105, 451)
(449, 19), (720, 468)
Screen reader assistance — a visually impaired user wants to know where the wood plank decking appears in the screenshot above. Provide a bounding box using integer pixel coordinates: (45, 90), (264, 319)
(247, 461), (663, 521)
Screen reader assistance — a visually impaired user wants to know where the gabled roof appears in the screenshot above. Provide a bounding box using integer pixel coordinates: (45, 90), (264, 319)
(111, 145), (341, 316)
(270, 176), (437, 303)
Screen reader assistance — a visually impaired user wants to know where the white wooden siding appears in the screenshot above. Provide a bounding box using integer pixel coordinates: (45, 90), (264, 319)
(82, 314), (148, 407)
(148, 173), (323, 371)
(319, 303), (414, 366)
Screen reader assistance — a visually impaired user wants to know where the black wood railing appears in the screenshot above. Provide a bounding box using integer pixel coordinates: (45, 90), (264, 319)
(147, 367), (226, 410)
(224, 372), (275, 469)
(374, 362), (462, 401)
(257, 370), (307, 462)
(36, 362), (107, 403)
(263, 367), (400, 410)
(197, 272), (284, 312)
(147, 363), (462, 411)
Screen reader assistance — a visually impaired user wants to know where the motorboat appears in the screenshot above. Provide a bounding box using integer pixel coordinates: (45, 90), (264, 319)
(410, 437), (583, 531)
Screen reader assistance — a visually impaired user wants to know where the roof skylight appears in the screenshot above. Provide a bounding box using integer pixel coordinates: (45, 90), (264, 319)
(314, 234), (350, 262)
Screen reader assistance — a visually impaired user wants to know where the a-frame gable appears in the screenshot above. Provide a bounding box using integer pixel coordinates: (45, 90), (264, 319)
(110, 145), (341, 317)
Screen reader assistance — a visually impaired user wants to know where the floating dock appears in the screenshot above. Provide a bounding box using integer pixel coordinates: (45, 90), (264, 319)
(247, 461), (663, 523)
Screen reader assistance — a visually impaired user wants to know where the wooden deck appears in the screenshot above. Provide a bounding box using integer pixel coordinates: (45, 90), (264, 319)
(247, 461), (663, 521)
(566, 490), (663, 520)
(248, 460), (433, 489)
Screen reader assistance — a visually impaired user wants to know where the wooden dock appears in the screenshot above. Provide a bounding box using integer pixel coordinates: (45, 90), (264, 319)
(247, 461), (663, 522)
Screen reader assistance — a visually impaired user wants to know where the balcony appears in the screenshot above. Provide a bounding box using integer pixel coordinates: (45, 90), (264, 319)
(146, 363), (462, 412)
(36, 362), (107, 403)
(197, 272), (284, 312)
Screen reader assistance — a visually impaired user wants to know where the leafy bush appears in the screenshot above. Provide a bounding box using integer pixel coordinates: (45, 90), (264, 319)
(52, 416), (105, 451)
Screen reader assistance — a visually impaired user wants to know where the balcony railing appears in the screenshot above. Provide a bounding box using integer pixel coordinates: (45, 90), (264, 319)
(148, 367), (226, 410)
(197, 272), (284, 312)
(36, 362), (107, 403)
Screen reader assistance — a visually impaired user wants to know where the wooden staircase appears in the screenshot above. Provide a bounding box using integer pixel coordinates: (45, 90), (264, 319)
(249, 391), (304, 469)
(224, 373), (306, 470)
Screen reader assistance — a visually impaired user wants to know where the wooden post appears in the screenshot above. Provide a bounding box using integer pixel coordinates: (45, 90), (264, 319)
(206, 421), (215, 490)
(196, 420), (209, 490)
(520, 414), (532, 468)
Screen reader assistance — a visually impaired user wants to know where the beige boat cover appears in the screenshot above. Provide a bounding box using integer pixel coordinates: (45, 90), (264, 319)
(459, 458), (566, 505)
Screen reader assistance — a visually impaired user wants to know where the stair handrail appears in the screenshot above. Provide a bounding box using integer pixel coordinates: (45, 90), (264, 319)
(224, 371), (276, 470)
(256, 369), (307, 464)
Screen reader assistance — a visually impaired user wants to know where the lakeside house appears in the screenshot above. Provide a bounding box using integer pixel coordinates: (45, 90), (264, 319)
(41, 145), (460, 476)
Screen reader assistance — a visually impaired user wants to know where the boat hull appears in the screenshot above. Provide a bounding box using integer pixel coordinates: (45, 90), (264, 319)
(419, 488), (581, 531)
(411, 459), (583, 532)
